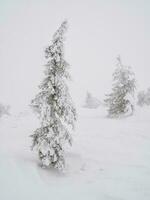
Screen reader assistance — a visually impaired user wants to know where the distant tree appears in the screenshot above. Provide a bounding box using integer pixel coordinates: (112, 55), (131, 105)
(145, 88), (150, 105)
(83, 92), (100, 109)
(30, 21), (76, 170)
(104, 56), (136, 117)
(137, 87), (150, 106)
(137, 90), (145, 106)
(0, 103), (10, 118)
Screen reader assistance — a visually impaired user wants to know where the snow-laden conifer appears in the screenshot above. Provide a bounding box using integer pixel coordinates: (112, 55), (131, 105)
(30, 21), (76, 169)
(104, 56), (136, 117)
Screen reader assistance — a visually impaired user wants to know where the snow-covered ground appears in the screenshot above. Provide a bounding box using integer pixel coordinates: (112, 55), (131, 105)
(0, 106), (150, 200)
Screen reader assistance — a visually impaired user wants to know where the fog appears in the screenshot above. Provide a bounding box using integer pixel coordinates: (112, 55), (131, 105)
(0, 0), (150, 112)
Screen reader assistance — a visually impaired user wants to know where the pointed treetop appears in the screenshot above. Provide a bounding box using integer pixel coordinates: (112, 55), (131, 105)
(45, 20), (68, 59)
(116, 55), (122, 67)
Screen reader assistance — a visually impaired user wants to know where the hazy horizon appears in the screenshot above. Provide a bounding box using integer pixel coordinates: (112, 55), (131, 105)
(0, 0), (150, 112)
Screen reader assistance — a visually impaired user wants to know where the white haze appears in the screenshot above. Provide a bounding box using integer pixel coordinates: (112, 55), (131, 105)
(0, 0), (150, 112)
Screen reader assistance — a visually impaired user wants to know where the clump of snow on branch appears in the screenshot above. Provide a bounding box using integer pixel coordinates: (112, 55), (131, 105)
(30, 21), (76, 170)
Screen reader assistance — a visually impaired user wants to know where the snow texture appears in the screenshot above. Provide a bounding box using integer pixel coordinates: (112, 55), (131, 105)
(0, 107), (150, 200)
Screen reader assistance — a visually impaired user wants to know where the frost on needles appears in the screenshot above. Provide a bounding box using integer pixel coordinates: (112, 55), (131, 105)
(105, 56), (136, 118)
(30, 21), (77, 170)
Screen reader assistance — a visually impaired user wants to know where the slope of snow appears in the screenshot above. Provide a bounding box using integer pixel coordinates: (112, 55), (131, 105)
(0, 106), (150, 200)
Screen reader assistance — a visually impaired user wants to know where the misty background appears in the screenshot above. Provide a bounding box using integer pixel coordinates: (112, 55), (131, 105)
(0, 0), (150, 112)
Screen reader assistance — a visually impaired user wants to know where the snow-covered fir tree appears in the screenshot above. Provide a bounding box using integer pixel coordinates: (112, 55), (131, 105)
(30, 21), (76, 170)
(104, 56), (136, 117)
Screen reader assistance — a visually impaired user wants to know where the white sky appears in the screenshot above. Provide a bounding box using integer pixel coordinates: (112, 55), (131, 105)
(0, 0), (150, 111)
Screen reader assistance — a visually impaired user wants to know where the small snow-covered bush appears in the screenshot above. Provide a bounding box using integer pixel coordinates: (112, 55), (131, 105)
(137, 88), (150, 106)
(30, 21), (76, 170)
(0, 103), (10, 118)
(137, 91), (146, 106)
(83, 92), (101, 109)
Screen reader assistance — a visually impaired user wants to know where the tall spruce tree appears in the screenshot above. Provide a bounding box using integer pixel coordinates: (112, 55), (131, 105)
(104, 56), (136, 117)
(30, 21), (76, 169)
